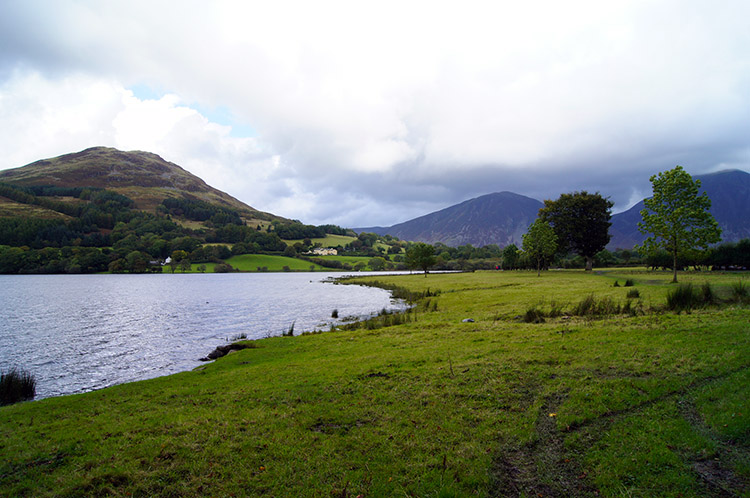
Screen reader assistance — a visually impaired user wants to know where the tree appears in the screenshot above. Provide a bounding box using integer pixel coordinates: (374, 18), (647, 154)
(522, 219), (557, 276)
(501, 244), (519, 270)
(538, 191), (613, 271)
(406, 242), (436, 277)
(637, 165), (721, 283)
(368, 256), (387, 271)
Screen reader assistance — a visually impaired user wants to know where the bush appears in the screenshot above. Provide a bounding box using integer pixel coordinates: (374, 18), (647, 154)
(666, 283), (698, 313)
(626, 288), (640, 299)
(624, 279), (635, 287)
(0, 368), (36, 405)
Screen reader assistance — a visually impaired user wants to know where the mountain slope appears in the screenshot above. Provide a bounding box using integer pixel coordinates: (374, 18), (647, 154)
(0, 146), (280, 221)
(360, 192), (543, 247)
(608, 169), (750, 249)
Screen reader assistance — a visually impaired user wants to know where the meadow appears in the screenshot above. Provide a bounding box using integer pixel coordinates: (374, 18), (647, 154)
(1, 269), (748, 497)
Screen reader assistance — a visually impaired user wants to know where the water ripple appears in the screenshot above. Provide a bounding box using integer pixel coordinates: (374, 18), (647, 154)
(1, 272), (406, 399)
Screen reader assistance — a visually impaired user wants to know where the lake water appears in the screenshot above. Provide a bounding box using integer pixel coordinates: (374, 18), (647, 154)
(0, 272), (406, 400)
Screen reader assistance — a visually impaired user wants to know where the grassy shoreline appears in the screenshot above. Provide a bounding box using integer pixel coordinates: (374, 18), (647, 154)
(1, 270), (748, 497)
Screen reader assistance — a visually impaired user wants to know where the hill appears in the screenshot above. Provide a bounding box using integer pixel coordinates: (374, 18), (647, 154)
(358, 191), (543, 247)
(0, 146), (280, 221)
(608, 169), (750, 249)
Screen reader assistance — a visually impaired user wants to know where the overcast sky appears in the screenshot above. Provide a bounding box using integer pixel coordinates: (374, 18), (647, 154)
(1, 1), (748, 227)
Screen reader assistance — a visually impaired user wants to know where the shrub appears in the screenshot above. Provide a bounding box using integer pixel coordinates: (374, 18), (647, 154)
(624, 279), (635, 287)
(331, 309), (339, 318)
(626, 288), (640, 299)
(613, 281), (620, 287)
(666, 283), (698, 313)
(0, 368), (36, 405)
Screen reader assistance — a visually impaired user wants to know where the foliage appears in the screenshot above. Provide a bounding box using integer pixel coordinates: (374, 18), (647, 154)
(538, 191), (613, 271)
(501, 244), (519, 270)
(522, 219), (557, 276)
(638, 166), (722, 282)
(0, 368), (36, 405)
(405, 242), (437, 276)
(159, 197), (242, 226)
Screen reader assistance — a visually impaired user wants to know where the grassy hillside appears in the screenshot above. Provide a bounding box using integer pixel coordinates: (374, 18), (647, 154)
(224, 254), (327, 272)
(1, 270), (748, 497)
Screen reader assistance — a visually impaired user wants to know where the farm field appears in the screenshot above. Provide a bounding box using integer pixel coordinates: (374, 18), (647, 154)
(1, 269), (748, 497)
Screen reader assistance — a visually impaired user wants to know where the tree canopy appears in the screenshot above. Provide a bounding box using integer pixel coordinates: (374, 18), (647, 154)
(522, 219), (557, 276)
(538, 191), (613, 271)
(637, 165), (721, 282)
(405, 242), (436, 277)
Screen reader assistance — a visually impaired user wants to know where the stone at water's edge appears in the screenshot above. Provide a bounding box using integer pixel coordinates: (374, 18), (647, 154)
(199, 343), (251, 361)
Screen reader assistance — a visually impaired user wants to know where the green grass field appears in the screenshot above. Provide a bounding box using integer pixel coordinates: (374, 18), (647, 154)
(283, 234), (357, 247)
(315, 255), (373, 266)
(223, 254), (326, 272)
(1, 270), (748, 497)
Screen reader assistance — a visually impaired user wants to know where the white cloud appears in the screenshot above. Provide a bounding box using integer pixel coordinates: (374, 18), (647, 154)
(1, 0), (749, 226)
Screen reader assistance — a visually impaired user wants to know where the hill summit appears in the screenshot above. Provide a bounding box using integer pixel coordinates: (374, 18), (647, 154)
(0, 146), (278, 220)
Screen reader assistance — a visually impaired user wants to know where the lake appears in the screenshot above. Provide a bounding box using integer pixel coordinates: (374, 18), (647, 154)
(0, 272), (406, 400)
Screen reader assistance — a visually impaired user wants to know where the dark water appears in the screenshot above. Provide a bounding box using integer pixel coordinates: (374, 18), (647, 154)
(0, 272), (405, 400)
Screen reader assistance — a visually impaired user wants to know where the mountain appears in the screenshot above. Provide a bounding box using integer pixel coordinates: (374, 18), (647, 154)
(0, 146), (280, 222)
(608, 169), (750, 249)
(361, 169), (750, 249)
(359, 191), (543, 247)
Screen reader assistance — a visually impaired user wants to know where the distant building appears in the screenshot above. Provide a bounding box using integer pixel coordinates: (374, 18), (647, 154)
(309, 248), (337, 256)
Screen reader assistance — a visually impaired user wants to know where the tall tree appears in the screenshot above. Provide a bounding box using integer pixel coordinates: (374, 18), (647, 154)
(637, 165), (721, 283)
(405, 242), (436, 277)
(538, 191), (613, 271)
(501, 244), (519, 270)
(522, 219), (557, 276)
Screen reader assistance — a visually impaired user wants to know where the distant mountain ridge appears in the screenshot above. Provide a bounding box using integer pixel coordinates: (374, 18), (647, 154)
(0, 146), (282, 221)
(358, 191), (543, 247)
(360, 170), (750, 249)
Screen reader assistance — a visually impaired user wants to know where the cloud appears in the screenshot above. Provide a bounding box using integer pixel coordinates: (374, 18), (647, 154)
(1, 0), (749, 226)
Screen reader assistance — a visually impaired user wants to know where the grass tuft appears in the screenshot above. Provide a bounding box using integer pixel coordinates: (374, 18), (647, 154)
(730, 280), (748, 302)
(626, 288), (640, 299)
(666, 283), (698, 313)
(0, 368), (36, 405)
(523, 306), (546, 323)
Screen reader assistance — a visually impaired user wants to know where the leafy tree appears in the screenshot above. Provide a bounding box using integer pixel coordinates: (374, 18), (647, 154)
(538, 191), (613, 271)
(368, 256), (387, 271)
(179, 259), (192, 273)
(406, 242), (436, 277)
(522, 219), (558, 276)
(501, 244), (519, 270)
(637, 165), (721, 283)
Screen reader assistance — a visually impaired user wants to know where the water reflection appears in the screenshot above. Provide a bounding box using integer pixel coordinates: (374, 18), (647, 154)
(0, 273), (405, 399)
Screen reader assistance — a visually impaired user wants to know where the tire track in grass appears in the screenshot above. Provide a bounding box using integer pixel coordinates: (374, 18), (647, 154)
(489, 364), (750, 497)
(490, 392), (598, 497)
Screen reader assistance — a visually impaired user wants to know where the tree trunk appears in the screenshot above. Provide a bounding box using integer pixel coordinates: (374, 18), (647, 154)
(672, 248), (678, 283)
(585, 256), (593, 271)
(537, 260), (541, 277)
